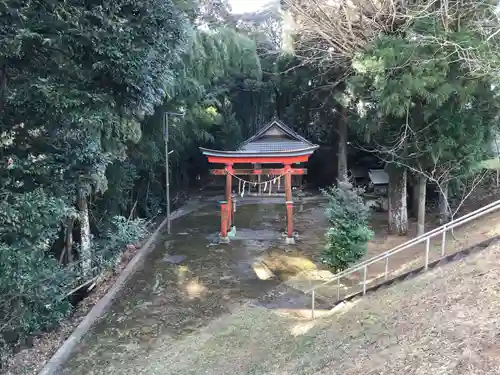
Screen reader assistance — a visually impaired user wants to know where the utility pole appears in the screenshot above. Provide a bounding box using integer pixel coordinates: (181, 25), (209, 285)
(164, 111), (184, 234)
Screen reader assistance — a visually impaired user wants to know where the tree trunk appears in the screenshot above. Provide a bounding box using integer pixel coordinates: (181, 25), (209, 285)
(417, 175), (427, 236)
(65, 217), (75, 264)
(439, 181), (450, 224)
(411, 176), (419, 218)
(337, 107), (348, 183)
(281, 9), (295, 53)
(275, 88), (282, 119)
(78, 189), (92, 277)
(388, 165), (408, 235)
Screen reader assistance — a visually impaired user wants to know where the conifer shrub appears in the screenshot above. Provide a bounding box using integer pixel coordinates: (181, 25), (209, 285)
(321, 182), (374, 272)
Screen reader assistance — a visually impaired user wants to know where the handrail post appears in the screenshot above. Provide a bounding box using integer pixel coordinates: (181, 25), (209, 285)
(362, 266), (367, 295)
(425, 237), (430, 270)
(384, 255), (389, 280)
(311, 289), (315, 319)
(441, 226), (446, 257)
(337, 276), (340, 301)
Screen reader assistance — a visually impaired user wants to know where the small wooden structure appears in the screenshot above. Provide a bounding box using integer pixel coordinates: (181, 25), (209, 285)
(368, 169), (389, 196)
(365, 169), (389, 212)
(200, 119), (319, 244)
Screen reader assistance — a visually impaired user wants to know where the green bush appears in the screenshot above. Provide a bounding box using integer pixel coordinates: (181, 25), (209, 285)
(321, 182), (374, 272)
(0, 190), (73, 359)
(0, 191), (149, 363)
(94, 216), (150, 268)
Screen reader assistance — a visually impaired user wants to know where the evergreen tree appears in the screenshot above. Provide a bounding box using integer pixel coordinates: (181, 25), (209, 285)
(348, 7), (500, 233)
(322, 182), (374, 272)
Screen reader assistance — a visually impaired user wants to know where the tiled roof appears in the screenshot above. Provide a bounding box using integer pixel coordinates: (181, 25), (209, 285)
(237, 119), (316, 152)
(368, 169), (389, 185)
(199, 118), (319, 159)
(239, 140), (312, 153)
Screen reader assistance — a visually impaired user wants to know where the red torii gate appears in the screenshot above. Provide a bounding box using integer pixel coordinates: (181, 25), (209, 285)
(200, 119), (319, 244)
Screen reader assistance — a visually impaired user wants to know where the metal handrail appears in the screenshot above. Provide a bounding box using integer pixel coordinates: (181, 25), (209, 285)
(306, 198), (500, 299)
(359, 198), (500, 267)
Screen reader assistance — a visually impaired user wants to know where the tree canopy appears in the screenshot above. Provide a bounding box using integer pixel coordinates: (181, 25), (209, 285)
(0, 0), (262, 361)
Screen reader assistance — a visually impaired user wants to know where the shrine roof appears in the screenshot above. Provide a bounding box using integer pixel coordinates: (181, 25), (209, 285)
(199, 119), (319, 160)
(238, 118), (316, 152)
(368, 169), (389, 185)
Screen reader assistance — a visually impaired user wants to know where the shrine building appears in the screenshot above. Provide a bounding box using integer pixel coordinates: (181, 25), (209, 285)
(199, 119), (319, 244)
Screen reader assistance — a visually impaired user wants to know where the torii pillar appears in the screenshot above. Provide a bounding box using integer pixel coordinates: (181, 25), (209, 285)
(225, 163), (233, 230)
(284, 164), (295, 244)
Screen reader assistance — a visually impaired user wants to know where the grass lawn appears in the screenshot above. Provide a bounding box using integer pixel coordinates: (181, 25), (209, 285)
(133, 241), (500, 375)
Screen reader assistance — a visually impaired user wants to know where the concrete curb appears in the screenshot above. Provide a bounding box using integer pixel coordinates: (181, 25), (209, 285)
(38, 201), (203, 375)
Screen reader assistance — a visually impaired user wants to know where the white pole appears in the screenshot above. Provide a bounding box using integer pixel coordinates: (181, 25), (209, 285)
(441, 228), (446, 257)
(425, 237), (430, 270)
(362, 266), (367, 295)
(165, 113), (171, 234)
(311, 289), (315, 319)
